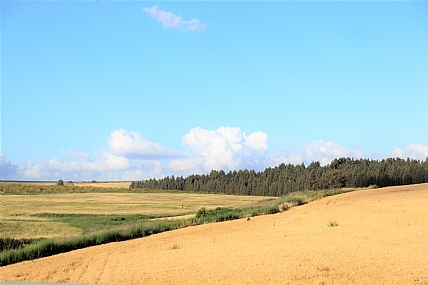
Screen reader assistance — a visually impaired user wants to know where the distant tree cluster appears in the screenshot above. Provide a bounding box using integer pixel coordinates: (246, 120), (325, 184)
(130, 157), (428, 196)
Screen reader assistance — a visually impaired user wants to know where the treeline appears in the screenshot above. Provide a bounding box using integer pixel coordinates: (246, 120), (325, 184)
(130, 157), (428, 196)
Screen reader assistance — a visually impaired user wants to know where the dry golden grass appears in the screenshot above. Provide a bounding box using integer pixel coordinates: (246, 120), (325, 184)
(0, 181), (132, 188)
(0, 221), (83, 239)
(2, 183), (428, 284)
(72, 182), (131, 188)
(1, 192), (268, 238)
(151, 214), (196, 221)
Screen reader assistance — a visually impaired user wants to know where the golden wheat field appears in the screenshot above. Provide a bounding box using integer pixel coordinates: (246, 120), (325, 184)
(1, 192), (267, 238)
(2, 183), (428, 284)
(72, 182), (132, 188)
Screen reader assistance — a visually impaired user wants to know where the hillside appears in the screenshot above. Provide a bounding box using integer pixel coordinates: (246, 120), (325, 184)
(1, 183), (428, 284)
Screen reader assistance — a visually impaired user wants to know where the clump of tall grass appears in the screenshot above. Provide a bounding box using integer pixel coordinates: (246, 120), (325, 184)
(196, 207), (242, 223)
(0, 237), (43, 251)
(0, 219), (196, 267)
(246, 204), (281, 217)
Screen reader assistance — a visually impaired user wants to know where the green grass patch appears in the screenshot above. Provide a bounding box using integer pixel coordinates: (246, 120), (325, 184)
(30, 213), (170, 235)
(196, 207), (242, 222)
(0, 220), (83, 239)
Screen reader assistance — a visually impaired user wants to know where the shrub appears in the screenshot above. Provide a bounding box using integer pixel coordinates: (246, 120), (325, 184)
(285, 196), (307, 206)
(196, 207), (242, 223)
(0, 238), (22, 251)
(0, 237), (42, 252)
(196, 207), (207, 218)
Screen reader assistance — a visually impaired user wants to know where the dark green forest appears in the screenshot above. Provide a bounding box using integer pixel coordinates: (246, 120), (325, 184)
(130, 157), (428, 196)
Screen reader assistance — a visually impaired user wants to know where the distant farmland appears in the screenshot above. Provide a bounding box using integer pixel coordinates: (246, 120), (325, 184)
(1, 183), (428, 284)
(1, 188), (271, 239)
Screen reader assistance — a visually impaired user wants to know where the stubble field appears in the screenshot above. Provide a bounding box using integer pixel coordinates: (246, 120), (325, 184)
(1, 190), (268, 239)
(1, 183), (428, 284)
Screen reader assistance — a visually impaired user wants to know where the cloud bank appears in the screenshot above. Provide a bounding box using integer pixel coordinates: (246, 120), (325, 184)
(108, 129), (180, 159)
(1, 127), (427, 181)
(142, 6), (207, 32)
(392, 143), (428, 160)
(268, 140), (365, 167)
(168, 127), (268, 175)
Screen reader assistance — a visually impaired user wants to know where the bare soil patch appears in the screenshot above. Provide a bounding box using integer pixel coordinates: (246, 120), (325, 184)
(2, 183), (428, 284)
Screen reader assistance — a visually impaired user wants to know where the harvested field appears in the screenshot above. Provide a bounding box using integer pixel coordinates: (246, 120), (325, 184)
(1, 192), (267, 238)
(2, 183), (428, 284)
(72, 182), (131, 188)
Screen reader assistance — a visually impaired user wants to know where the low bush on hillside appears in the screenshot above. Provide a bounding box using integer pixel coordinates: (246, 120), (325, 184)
(0, 237), (43, 251)
(196, 207), (242, 222)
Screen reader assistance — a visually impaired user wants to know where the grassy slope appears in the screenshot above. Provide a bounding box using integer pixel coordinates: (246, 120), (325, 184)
(0, 183), (360, 266)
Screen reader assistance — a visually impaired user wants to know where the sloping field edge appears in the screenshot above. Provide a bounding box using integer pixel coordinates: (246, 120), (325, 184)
(0, 187), (362, 267)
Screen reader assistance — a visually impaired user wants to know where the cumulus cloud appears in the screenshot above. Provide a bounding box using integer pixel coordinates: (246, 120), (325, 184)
(269, 140), (365, 167)
(0, 153), (17, 179)
(167, 156), (205, 176)
(108, 129), (180, 159)
(13, 151), (130, 181)
(67, 149), (92, 163)
(168, 127), (268, 175)
(392, 143), (428, 161)
(122, 160), (165, 181)
(142, 6), (207, 31)
(5, 129), (180, 181)
(7, 126), (426, 182)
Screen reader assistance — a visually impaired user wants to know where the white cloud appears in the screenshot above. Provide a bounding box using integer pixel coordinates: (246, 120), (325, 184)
(172, 126), (268, 174)
(95, 149), (131, 171)
(167, 157), (205, 176)
(142, 6), (207, 32)
(392, 143), (428, 160)
(67, 149), (92, 163)
(245, 132), (269, 153)
(0, 153), (17, 179)
(13, 153), (129, 181)
(108, 129), (180, 159)
(122, 160), (165, 181)
(3, 129), (178, 181)
(269, 140), (364, 167)
(6, 126), (426, 182)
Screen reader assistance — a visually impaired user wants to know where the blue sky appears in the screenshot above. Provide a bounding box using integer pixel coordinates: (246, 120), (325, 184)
(1, 1), (428, 181)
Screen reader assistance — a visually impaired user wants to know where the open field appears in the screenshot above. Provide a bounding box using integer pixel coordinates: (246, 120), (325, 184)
(71, 182), (131, 188)
(0, 181), (58, 186)
(1, 192), (269, 239)
(0, 180), (131, 188)
(2, 183), (428, 284)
